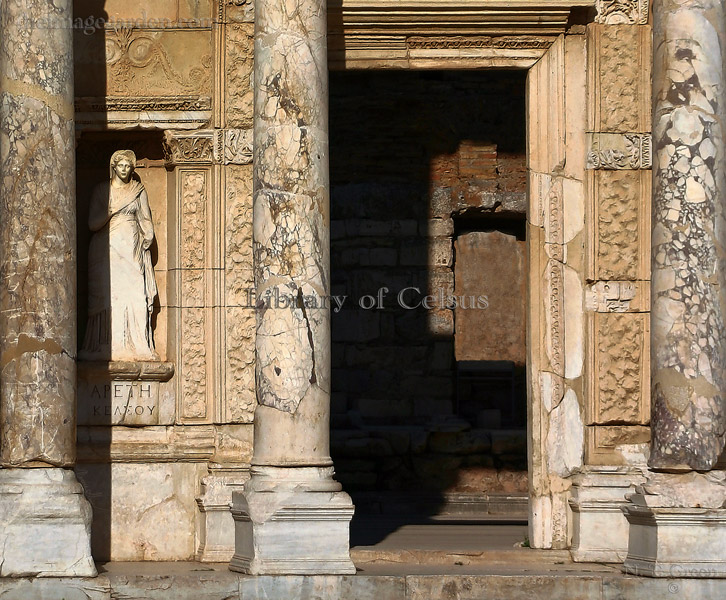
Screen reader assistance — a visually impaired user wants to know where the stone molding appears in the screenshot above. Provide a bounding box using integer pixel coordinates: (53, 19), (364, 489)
(595, 0), (649, 25)
(77, 425), (217, 463)
(78, 361), (175, 382)
(76, 96), (212, 112)
(328, 0), (592, 68)
(586, 133), (652, 170)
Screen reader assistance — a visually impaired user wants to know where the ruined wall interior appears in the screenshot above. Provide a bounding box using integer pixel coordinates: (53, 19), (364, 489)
(329, 71), (528, 505)
(1, 0), (681, 574)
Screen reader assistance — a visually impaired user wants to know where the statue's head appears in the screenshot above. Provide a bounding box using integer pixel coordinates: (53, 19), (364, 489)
(109, 149), (137, 183)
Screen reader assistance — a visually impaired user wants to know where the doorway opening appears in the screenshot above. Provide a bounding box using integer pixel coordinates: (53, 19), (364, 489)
(329, 70), (529, 547)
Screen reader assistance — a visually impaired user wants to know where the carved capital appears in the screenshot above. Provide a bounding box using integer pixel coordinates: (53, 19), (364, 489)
(164, 130), (215, 164)
(587, 133), (652, 170)
(214, 128), (253, 165)
(595, 0), (649, 24)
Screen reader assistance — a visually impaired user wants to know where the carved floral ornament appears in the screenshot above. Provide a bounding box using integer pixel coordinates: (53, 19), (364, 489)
(595, 0), (649, 24)
(587, 133), (652, 170)
(106, 27), (211, 92)
(163, 129), (253, 165)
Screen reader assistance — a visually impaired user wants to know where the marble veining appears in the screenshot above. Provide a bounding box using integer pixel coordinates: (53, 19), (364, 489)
(649, 0), (726, 470)
(0, 0), (77, 467)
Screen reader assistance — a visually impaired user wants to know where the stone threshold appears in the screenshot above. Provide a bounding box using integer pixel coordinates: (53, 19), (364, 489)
(351, 491), (528, 519)
(2, 561), (725, 599)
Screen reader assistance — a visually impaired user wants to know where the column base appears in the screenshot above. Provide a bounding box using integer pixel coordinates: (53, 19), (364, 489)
(229, 467), (355, 575)
(0, 468), (96, 577)
(622, 471), (726, 578)
(569, 468), (645, 563)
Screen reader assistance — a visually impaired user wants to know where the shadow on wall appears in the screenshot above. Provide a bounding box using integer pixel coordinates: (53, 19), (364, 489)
(328, 70), (530, 543)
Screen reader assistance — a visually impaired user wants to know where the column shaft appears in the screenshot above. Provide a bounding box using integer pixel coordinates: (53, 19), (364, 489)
(650, 0), (726, 470)
(251, 0), (331, 467)
(231, 0), (354, 574)
(0, 0), (96, 577)
(1, 0), (77, 467)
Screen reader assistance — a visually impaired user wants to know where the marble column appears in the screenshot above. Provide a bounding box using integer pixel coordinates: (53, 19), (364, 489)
(649, 0), (726, 472)
(622, 0), (726, 577)
(0, 0), (96, 576)
(229, 0), (355, 575)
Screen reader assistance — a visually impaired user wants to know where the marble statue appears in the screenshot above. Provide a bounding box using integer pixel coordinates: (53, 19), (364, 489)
(81, 150), (158, 361)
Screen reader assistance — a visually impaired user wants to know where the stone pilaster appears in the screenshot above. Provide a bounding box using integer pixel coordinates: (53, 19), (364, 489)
(0, 0), (95, 576)
(229, 0), (355, 575)
(623, 0), (726, 578)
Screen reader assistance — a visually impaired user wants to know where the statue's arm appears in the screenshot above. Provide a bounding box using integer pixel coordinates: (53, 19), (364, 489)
(88, 185), (111, 232)
(138, 188), (155, 250)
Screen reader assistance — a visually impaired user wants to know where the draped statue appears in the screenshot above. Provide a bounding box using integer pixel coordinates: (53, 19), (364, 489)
(81, 150), (158, 361)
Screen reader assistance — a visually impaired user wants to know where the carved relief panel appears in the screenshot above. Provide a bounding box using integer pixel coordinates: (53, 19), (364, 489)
(584, 21), (652, 465)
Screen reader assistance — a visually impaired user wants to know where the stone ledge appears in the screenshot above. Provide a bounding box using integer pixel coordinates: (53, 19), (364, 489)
(78, 361), (175, 382)
(3, 565), (726, 600)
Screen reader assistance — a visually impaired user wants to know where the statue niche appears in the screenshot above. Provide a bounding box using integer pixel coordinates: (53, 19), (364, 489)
(81, 150), (158, 361)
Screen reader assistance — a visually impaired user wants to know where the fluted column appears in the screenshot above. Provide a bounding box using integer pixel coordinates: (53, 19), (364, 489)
(230, 0), (354, 575)
(0, 0), (95, 576)
(649, 0), (726, 471)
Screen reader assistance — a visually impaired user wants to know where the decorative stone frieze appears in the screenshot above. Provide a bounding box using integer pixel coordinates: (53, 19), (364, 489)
(595, 0), (649, 25)
(163, 129), (252, 165)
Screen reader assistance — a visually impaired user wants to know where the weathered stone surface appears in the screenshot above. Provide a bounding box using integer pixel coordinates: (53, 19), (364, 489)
(588, 24), (650, 133)
(454, 231), (525, 364)
(546, 390), (584, 478)
(75, 26), (213, 99)
(231, 467), (355, 575)
(76, 462), (206, 561)
(0, 579), (110, 600)
(406, 575), (602, 600)
(593, 313), (648, 424)
(239, 575), (404, 600)
(0, 469), (95, 577)
(593, 170), (644, 281)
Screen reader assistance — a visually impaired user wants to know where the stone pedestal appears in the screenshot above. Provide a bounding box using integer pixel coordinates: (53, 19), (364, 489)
(231, 468), (355, 575)
(569, 469), (645, 563)
(196, 468), (249, 562)
(0, 470), (95, 577)
(622, 472), (726, 578)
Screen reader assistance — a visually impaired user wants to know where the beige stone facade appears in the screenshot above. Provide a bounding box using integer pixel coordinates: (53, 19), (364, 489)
(2, 0), (726, 585)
